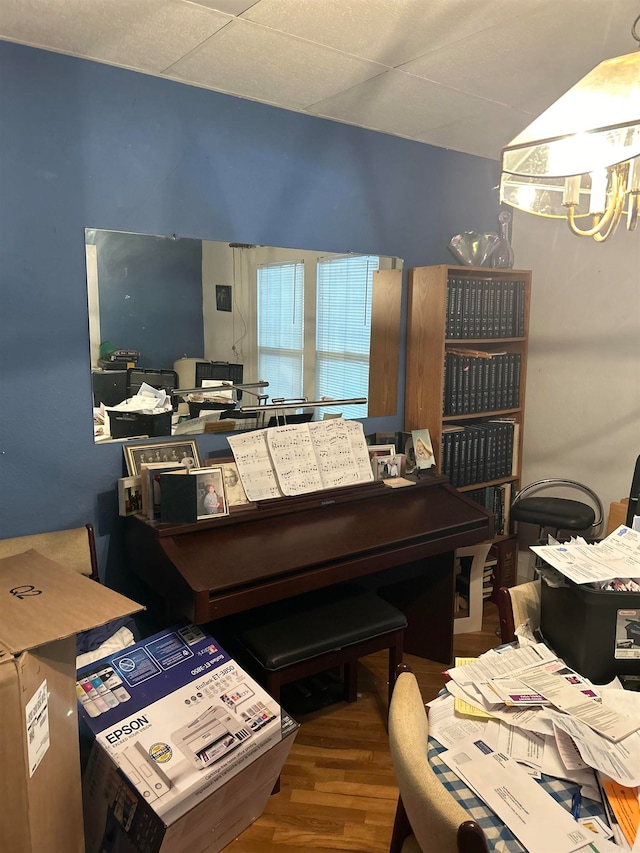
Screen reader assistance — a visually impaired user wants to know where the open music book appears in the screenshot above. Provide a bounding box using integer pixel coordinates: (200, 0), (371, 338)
(227, 417), (374, 501)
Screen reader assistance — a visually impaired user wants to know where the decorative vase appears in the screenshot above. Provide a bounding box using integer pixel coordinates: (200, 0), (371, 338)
(491, 211), (514, 268)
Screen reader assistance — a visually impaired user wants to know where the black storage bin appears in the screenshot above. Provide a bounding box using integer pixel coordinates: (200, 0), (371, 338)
(540, 578), (640, 684)
(195, 361), (243, 398)
(127, 367), (178, 397)
(92, 369), (128, 407)
(108, 411), (172, 439)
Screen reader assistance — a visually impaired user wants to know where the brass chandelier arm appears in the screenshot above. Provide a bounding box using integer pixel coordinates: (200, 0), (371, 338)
(565, 165), (628, 241)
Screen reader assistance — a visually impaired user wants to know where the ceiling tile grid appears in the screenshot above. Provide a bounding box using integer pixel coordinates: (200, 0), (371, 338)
(1, 0), (638, 159)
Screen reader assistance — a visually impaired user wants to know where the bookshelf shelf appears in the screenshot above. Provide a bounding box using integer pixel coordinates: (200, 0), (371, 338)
(404, 263), (531, 596)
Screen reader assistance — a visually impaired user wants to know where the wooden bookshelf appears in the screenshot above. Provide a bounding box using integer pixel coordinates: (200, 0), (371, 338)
(404, 264), (532, 593)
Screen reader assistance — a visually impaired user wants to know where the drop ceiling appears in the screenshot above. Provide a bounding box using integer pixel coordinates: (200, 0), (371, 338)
(1, 0), (637, 160)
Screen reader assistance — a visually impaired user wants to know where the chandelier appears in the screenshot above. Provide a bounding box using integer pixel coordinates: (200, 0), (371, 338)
(499, 15), (640, 242)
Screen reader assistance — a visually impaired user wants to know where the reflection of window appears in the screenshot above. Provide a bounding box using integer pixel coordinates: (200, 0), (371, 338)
(315, 255), (378, 419)
(257, 262), (304, 401)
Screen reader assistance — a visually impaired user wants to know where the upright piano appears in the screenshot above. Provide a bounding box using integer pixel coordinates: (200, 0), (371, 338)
(125, 474), (493, 664)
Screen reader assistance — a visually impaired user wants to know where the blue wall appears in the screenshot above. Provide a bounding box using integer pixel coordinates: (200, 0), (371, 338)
(0, 42), (499, 593)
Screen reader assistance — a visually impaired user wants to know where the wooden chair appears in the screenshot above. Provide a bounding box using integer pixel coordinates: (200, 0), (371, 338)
(388, 666), (489, 853)
(0, 523), (99, 580)
(496, 579), (541, 644)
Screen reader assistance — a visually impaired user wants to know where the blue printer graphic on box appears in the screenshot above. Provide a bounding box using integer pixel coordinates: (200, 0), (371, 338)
(79, 622), (298, 853)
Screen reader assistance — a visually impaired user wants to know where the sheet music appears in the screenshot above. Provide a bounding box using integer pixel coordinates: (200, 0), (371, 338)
(227, 430), (283, 501)
(229, 418), (373, 501)
(266, 425), (323, 496)
(307, 419), (361, 490)
(343, 419), (375, 482)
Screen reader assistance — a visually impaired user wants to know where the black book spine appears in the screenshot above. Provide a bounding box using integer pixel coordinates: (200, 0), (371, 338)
(487, 281), (496, 338)
(499, 280), (510, 337)
(453, 278), (463, 338)
(461, 281), (470, 338)
(460, 357), (471, 415)
(513, 353), (521, 408)
(468, 280), (477, 339)
(516, 280), (525, 337)
(446, 278), (455, 338)
(507, 280), (516, 337)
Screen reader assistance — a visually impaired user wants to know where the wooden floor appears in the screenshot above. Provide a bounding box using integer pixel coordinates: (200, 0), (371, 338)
(230, 602), (501, 852)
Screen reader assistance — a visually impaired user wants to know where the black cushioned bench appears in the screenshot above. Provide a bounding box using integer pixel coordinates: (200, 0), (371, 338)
(232, 585), (408, 709)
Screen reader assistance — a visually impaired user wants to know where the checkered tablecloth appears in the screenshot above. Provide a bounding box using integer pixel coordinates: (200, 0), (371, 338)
(428, 737), (606, 853)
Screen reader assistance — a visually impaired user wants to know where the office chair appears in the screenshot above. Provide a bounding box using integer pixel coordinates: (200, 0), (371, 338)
(497, 580), (541, 644)
(388, 666), (489, 853)
(511, 478), (604, 543)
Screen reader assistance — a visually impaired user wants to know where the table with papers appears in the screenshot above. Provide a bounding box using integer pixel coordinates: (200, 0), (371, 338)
(426, 641), (640, 853)
(429, 737), (606, 853)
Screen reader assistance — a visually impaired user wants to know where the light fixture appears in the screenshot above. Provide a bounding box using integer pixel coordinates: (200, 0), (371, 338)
(499, 15), (640, 242)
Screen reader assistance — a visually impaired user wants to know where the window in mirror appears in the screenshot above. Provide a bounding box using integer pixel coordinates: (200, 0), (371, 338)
(316, 255), (378, 420)
(257, 261), (304, 401)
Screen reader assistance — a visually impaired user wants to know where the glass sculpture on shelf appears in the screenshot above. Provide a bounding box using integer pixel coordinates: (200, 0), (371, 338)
(491, 211), (515, 268)
(448, 231), (499, 266)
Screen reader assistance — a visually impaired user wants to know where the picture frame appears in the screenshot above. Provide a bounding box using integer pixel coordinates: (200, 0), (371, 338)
(205, 457), (250, 506)
(372, 454), (404, 481)
(124, 439), (201, 476)
(367, 444), (396, 474)
(411, 428), (435, 470)
(192, 467), (229, 520)
(117, 476), (142, 517)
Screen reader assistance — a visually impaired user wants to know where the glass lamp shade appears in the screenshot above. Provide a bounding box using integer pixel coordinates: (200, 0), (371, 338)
(499, 51), (640, 235)
(501, 52), (640, 180)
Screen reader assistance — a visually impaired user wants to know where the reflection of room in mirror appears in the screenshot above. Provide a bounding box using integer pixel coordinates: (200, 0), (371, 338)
(86, 228), (403, 443)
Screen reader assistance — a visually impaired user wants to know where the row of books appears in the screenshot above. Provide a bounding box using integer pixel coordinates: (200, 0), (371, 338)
(443, 349), (521, 415)
(441, 419), (518, 488)
(446, 276), (526, 340)
(464, 482), (513, 537)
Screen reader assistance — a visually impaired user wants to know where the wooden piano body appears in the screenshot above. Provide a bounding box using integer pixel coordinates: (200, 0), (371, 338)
(125, 475), (493, 664)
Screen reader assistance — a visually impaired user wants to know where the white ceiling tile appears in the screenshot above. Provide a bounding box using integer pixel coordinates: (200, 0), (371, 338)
(187, 0), (257, 14)
(309, 69), (493, 141)
(0, 0), (635, 159)
(0, 0), (232, 72)
(241, 0), (534, 66)
(400, 0), (640, 110)
(167, 18), (385, 109)
(419, 102), (536, 160)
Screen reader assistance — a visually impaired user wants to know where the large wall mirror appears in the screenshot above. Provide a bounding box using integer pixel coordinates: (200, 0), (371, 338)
(86, 229), (403, 443)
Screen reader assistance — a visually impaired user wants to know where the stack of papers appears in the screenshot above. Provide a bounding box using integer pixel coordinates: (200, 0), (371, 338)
(104, 382), (173, 416)
(531, 526), (640, 586)
(427, 642), (640, 852)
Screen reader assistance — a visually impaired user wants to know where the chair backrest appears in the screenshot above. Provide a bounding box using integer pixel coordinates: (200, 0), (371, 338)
(388, 670), (489, 853)
(511, 479), (604, 537)
(0, 524), (99, 580)
(497, 580), (541, 644)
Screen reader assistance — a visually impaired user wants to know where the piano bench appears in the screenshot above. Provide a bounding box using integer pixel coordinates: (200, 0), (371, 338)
(233, 586), (407, 709)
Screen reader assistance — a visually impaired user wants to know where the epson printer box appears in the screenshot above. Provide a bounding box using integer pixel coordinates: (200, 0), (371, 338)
(79, 622), (298, 853)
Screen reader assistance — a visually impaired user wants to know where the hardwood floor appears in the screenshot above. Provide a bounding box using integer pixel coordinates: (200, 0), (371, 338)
(230, 602), (501, 852)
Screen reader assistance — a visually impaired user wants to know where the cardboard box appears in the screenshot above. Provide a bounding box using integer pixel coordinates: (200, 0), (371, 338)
(0, 550), (143, 853)
(79, 623), (299, 853)
(607, 498), (629, 535)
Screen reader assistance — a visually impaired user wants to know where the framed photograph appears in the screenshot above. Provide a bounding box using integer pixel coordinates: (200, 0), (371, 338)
(117, 476), (142, 517)
(215, 284), (232, 312)
(373, 454), (403, 481)
(124, 439), (201, 476)
(205, 457), (250, 506)
(192, 467), (228, 520)
(411, 428), (435, 470)
(367, 444), (396, 474)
